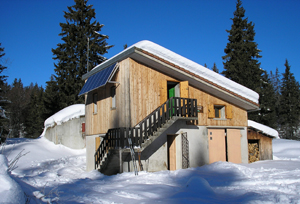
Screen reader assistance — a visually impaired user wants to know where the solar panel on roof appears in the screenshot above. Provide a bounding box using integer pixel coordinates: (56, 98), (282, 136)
(78, 63), (117, 96)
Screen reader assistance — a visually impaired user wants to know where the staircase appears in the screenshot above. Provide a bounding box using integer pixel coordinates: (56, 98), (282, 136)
(94, 97), (198, 174)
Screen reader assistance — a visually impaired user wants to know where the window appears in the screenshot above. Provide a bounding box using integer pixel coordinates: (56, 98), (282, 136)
(208, 104), (233, 119)
(214, 105), (225, 119)
(93, 93), (97, 114)
(214, 106), (222, 118)
(208, 104), (227, 119)
(111, 86), (116, 109)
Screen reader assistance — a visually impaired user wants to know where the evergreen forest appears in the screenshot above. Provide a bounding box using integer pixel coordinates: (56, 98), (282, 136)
(0, 0), (299, 140)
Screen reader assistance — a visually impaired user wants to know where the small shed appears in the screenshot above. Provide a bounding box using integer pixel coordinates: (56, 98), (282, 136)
(43, 104), (86, 149)
(247, 120), (279, 163)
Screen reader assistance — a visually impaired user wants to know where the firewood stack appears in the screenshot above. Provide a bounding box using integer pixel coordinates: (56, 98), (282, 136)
(248, 143), (259, 163)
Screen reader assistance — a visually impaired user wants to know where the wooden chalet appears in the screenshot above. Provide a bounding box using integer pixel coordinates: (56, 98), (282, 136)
(79, 40), (260, 175)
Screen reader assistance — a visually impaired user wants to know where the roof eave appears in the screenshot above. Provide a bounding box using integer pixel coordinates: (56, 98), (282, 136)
(82, 46), (136, 80)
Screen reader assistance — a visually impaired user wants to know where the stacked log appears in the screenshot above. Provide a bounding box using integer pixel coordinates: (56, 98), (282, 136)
(248, 143), (260, 163)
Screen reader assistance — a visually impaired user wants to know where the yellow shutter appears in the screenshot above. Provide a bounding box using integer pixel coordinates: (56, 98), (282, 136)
(160, 80), (167, 105)
(180, 81), (189, 98)
(226, 105), (233, 119)
(208, 104), (215, 118)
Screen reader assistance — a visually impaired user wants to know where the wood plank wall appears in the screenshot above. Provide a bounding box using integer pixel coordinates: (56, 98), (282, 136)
(128, 58), (247, 127)
(189, 86), (247, 127)
(85, 57), (248, 136)
(85, 59), (131, 135)
(129, 58), (175, 126)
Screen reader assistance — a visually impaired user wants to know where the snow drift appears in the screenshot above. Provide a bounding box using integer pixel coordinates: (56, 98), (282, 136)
(1, 137), (300, 203)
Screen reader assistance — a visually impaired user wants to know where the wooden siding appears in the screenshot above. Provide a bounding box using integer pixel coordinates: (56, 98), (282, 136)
(85, 57), (248, 136)
(189, 85), (247, 126)
(129, 58), (176, 126)
(247, 129), (273, 160)
(129, 58), (247, 127)
(85, 59), (131, 135)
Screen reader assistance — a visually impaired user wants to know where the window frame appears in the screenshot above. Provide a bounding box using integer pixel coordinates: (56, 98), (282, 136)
(93, 93), (98, 114)
(214, 105), (225, 120)
(111, 86), (116, 110)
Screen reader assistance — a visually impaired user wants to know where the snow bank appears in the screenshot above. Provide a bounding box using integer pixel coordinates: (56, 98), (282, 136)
(273, 139), (300, 160)
(0, 155), (25, 204)
(44, 104), (85, 129)
(2, 137), (300, 203)
(248, 120), (279, 138)
(133, 40), (259, 104)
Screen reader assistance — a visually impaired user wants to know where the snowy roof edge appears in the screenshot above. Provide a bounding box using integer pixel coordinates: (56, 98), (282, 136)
(248, 120), (279, 139)
(83, 40), (259, 105)
(44, 104), (85, 130)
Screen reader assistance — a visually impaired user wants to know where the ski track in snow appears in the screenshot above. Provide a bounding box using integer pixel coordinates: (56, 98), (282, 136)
(1, 138), (300, 203)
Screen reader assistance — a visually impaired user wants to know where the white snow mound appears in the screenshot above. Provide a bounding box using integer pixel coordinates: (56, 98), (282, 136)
(44, 104), (85, 129)
(0, 155), (25, 204)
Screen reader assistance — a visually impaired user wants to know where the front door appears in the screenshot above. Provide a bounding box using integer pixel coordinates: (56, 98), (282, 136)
(167, 134), (176, 170)
(227, 129), (242, 163)
(208, 129), (226, 163)
(169, 87), (175, 116)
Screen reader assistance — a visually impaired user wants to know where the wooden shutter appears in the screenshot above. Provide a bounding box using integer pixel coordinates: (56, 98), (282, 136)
(208, 104), (215, 118)
(180, 81), (189, 98)
(226, 105), (233, 119)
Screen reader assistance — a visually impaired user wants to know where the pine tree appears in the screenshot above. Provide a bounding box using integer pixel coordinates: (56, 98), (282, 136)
(270, 67), (281, 127)
(249, 70), (276, 128)
(0, 43), (9, 138)
(51, 0), (113, 109)
(6, 79), (31, 138)
(204, 63), (208, 68)
(43, 75), (61, 121)
(222, 0), (262, 92)
(278, 60), (300, 139)
(24, 84), (44, 138)
(212, 63), (219, 73)
(0, 43), (8, 86)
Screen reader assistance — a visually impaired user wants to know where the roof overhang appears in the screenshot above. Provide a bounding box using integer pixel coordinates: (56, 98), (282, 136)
(82, 46), (259, 111)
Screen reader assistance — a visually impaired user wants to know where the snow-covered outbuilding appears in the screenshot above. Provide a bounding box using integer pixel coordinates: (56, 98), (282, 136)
(80, 40), (261, 174)
(43, 104), (86, 149)
(247, 120), (279, 163)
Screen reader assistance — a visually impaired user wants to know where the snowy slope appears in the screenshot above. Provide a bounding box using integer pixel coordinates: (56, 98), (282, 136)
(1, 138), (300, 203)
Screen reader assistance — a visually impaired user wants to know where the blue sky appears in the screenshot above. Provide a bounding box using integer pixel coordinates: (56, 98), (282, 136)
(1, 0), (299, 88)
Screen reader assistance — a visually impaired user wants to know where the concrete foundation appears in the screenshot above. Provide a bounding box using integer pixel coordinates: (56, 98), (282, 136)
(122, 120), (249, 173)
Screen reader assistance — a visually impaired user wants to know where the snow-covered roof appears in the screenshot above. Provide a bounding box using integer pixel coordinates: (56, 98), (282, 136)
(83, 40), (259, 109)
(134, 41), (259, 104)
(248, 120), (279, 139)
(44, 104), (85, 129)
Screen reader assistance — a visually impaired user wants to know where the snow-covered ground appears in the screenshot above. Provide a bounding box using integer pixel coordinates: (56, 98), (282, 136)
(1, 137), (300, 204)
